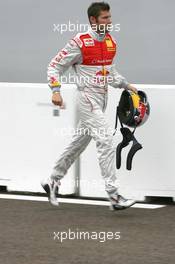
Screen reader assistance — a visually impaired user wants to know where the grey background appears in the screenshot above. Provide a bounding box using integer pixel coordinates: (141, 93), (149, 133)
(0, 0), (174, 84)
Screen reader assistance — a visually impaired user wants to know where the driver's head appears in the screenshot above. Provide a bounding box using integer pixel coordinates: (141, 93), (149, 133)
(87, 2), (112, 34)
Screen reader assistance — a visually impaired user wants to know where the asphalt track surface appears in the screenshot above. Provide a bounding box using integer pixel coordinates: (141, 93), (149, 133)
(0, 198), (174, 264)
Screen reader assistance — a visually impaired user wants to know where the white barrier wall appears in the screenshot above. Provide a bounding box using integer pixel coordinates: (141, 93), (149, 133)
(80, 85), (175, 201)
(0, 83), (175, 201)
(0, 83), (77, 194)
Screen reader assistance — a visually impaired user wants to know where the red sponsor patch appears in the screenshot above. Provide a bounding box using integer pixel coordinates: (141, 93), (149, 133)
(83, 38), (94, 47)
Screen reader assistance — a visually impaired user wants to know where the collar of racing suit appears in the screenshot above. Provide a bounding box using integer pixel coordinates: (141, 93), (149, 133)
(88, 28), (106, 42)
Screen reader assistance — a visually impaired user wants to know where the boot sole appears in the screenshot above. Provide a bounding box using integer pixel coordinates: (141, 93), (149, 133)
(110, 201), (136, 211)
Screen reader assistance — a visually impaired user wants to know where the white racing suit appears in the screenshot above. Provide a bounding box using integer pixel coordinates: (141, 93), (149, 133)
(47, 29), (129, 196)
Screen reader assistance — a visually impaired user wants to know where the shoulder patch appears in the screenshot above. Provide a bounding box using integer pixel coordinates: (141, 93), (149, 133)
(73, 37), (83, 48)
(72, 33), (85, 48)
(83, 38), (94, 47)
(73, 32), (91, 48)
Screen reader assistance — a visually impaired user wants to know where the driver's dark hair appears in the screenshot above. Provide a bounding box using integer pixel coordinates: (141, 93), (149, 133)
(87, 2), (110, 22)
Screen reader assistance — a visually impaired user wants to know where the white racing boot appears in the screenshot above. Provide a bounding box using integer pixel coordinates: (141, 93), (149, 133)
(41, 177), (60, 206)
(109, 194), (136, 211)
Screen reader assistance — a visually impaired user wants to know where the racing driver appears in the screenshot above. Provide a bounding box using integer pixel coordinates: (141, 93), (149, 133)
(42, 2), (138, 211)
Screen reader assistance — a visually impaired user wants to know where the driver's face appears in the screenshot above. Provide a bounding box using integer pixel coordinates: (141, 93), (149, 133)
(91, 10), (112, 34)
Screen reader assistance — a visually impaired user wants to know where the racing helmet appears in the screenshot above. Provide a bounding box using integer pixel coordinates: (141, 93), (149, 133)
(118, 90), (150, 128)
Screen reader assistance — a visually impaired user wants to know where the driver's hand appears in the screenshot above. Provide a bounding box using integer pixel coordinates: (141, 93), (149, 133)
(127, 84), (138, 94)
(52, 92), (63, 106)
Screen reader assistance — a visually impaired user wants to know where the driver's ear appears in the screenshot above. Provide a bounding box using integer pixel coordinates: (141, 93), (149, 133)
(90, 16), (97, 25)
